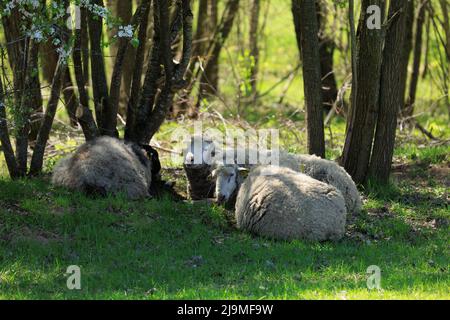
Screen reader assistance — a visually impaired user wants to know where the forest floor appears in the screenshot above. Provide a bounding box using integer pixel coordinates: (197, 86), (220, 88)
(0, 132), (448, 299)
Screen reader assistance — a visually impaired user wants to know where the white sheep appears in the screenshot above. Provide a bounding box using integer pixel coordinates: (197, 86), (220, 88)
(213, 150), (362, 215)
(52, 136), (160, 199)
(182, 136), (258, 200)
(235, 166), (347, 241)
(293, 154), (362, 215)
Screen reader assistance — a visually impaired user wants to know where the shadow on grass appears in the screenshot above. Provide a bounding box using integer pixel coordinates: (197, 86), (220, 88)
(0, 178), (448, 299)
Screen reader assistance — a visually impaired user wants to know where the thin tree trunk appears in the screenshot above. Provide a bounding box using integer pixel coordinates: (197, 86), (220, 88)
(202, 0), (220, 95)
(29, 60), (67, 175)
(316, 0), (338, 111)
(125, 0), (152, 141)
(405, 0), (428, 117)
(107, 0), (136, 115)
(439, 0), (450, 117)
(2, 10), (43, 143)
(196, 0), (239, 111)
(370, 0), (409, 184)
(143, 0), (193, 142)
(342, 0), (386, 184)
(249, 0), (260, 99)
(0, 77), (19, 178)
(15, 40), (40, 176)
(292, 0), (325, 158)
(40, 41), (78, 127)
(73, 7), (99, 141)
(88, 0), (111, 136)
(440, 0), (450, 60)
(80, 8), (90, 86)
(108, 1), (150, 137)
(399, 0), (415, 116)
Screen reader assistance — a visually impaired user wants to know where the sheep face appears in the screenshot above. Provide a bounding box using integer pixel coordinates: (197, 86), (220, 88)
(184, 136), (216, 166)
(139, 144), (162, 180)
(212, 165), (249, 205)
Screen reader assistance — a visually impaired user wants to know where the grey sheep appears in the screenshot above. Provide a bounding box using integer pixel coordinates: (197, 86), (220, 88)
(235, 166), (347, 242)
(183, 135), (217, 199)
(52, 136), (161, 199)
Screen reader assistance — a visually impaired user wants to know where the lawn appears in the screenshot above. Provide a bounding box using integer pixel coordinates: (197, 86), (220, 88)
(0, 0), (449, 300)
(0, 143), (448, 300)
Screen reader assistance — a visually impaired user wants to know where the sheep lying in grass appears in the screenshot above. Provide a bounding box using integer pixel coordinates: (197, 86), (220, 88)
(213, 150), (361, 214)
(183, 135), (270, 201)
(183, 136), (217, 200)
(235, 166), (347, 241)
(52, 136), (161, 199)
(293, 154), (362, 215)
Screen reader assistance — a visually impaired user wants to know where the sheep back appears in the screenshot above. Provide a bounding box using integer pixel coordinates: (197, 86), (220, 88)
(235, 166), (347, 242)
(294, 154), (362, 215)
(51, 136), (152, 199)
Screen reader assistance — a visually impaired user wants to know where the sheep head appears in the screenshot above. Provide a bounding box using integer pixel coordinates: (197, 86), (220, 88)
(212, 164), (249, 207)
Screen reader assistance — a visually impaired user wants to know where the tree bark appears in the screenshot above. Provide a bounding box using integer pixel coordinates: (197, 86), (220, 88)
(143, 0), (193, 142)
(107, 0), (136, 115)
(2, 10), (43, 143)
(88, 0), (111, 136)
(196, 0), (239, 109)
(399, 0), (415, 116)
(405, 0), (428, 117)
(108, 1), (150, 137)
(41, 41), (79, 127)
(316, 0), (338, 111)
(249, 0), (260, 99)
(0, 78), (19, 178)
(292, 0), (325, 158)
(199, 0), (220, 97)
(29, 59), (67, 175)
(438, 0), (450, 117)
(15, 40), (40, 176)
(73, 8), (99, 141)
(369, 0), (409, 184)
(342, 0), (386, 184)
(125, 0), (152, 141)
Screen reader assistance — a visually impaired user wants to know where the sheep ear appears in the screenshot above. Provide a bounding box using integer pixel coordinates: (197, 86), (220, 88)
(237, 167), (249, 178)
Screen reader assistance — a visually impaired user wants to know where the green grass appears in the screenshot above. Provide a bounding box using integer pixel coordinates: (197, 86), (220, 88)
(0, 0), (449, 300)
(0, 144), (448, 299)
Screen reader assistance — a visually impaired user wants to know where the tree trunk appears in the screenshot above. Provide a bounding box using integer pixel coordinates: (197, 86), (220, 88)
(73, 7), (99, 141)
(405, 0), (428, 117)
(369, 0), (409, 184)
(316, 0), (338, 111)
(249, 0), (260, 99)
(40, 41), (79, 127)
(133, 0), (193, 143)
(0, 77), (19, 178)
(292, 0), (325, 158)
(399, 0), (415, 116)
(341, 0), (386, 184)
(29, 60), (67, 175)
(88, 0), (112, 136)
(107, 0), (136, 116)
(125, 0), (152, 141)
(439, 0), (450, 117)
(2, 11), (43, 143)
(197, 0), (224, 100)
(196, 0), (239, 111)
